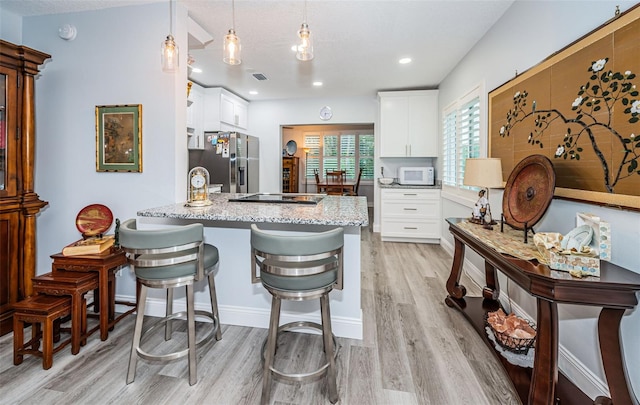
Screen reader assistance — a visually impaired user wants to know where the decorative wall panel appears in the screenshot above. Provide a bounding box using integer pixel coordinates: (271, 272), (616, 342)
(489, 5), (640, 210)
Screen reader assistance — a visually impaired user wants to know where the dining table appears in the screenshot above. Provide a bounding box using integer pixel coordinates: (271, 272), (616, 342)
(316, 181), (357, 195)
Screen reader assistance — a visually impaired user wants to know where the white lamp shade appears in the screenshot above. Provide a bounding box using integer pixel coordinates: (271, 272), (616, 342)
(463, 158), (503, 188)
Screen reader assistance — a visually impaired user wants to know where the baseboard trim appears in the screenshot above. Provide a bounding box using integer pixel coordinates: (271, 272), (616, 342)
(439, 237), (608, 401)
(115, 295), (363, 340)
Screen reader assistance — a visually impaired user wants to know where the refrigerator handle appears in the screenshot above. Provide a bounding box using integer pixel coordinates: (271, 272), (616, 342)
(239, 167), (245, 186)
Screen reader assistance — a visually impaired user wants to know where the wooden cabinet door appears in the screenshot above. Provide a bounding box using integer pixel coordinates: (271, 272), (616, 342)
(220, 94), (236, 126)
(379, 95), (409, 157)
(0, 211), (19, 335)
(407, 91), (438, 157)
(0, 66), (18, 198)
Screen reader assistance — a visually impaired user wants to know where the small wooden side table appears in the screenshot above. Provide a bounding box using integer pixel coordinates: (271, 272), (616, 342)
(50, 248), (130, 341)
(32, 271), (99, 354)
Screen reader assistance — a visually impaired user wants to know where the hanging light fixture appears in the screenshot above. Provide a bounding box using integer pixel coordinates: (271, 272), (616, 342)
(161, 0), (179, 73)
(296, 0), (314, 61)
(223, 0), (241, 65)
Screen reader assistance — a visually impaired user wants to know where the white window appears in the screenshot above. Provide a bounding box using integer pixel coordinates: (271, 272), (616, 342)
(304, 132), (374, 180)
(442, 85), (483, 192)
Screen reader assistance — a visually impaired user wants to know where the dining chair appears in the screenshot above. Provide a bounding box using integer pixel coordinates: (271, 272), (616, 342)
(349, 168), (364, 196)
(325, 170), (345, 195)
(314, 169), (323, 193)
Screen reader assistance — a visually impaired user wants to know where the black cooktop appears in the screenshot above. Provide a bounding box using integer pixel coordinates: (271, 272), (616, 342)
(228, 193), (324, 205)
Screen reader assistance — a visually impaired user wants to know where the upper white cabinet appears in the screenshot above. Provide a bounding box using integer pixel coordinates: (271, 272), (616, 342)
(378, 90), (438, 157)
(187, 82), (204, 150)
(203, 87), (249, 132)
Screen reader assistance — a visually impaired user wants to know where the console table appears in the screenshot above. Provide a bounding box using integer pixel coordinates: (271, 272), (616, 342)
(444, 218), (640, 405)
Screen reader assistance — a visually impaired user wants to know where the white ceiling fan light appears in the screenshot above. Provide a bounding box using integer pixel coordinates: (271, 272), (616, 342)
(296, 0), (314, 61)
(223, 0), (241, 65)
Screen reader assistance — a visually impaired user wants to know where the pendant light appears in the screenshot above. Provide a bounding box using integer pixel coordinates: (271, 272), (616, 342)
(161, 0), (179, 73)
(223, 0), (241, 65)
(296, 0), (314, 61)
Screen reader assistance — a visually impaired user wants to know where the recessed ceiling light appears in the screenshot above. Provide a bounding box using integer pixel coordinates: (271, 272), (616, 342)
(191, 67), (202, 73)
(249, 90), (258, 95)
(313, 81), (323, 87)
(399, 57), (412, 64)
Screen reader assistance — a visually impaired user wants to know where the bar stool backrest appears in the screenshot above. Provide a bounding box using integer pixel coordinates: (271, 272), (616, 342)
(250, 224), (344, 290)
(119, 219), (207, 282)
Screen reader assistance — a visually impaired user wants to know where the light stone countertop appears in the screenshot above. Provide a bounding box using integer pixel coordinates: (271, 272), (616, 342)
(379, 183), (442, 190)
(137, 193), (369, 227)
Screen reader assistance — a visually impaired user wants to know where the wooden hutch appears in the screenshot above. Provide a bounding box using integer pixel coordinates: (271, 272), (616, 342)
(282, 156), (299, 193)
(0, 40), (50, 335)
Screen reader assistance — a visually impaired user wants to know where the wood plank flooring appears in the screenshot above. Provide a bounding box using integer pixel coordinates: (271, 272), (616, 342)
(0, 222), (521, 404)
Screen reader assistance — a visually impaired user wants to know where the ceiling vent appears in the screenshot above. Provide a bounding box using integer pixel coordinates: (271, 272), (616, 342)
(252, 73), (268, 81)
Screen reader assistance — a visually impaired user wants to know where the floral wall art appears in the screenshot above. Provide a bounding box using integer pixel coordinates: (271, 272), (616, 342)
(489, 5), (640, 210)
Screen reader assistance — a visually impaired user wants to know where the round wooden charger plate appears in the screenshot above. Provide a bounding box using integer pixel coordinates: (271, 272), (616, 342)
(76, 204), (113, 237)
(502, 155), (555, 230)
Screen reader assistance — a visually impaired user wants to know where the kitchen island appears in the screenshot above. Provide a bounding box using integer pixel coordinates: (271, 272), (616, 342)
(134, 193), (369, 339)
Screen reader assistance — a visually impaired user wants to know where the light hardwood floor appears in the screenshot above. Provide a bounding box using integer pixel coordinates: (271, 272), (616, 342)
(0, 223), (521, 404)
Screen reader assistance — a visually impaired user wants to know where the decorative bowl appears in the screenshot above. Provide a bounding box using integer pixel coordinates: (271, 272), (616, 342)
(379, 178), (394, 185)
(485, 312), (536, 355)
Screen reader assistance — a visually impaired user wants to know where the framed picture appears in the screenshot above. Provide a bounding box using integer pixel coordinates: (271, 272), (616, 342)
(96, 104), (142, 172)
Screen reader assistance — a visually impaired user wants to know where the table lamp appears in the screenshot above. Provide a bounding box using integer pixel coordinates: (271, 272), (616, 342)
(463, 158), (503, 226)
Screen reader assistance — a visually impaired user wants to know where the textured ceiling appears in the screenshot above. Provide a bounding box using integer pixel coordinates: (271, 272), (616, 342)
(2, 0), (515, 101)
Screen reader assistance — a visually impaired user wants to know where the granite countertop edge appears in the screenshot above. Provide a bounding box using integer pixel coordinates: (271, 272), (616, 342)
(136, 193), (369, 227)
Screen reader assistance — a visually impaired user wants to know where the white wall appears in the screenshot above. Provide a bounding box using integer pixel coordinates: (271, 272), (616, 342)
(438, 1), (640, 400)
(18, 3), (189, 298)
(0, 8), (22, 44)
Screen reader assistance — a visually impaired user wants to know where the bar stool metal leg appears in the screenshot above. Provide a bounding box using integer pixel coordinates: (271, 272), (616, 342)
(127, 285), (148, 384)
(186, 284), (197, 385)
(207, 272), (222, 341)
(165, 287), (173, 341)
(261, 297), (282, 405)
(321, 294), (338, 403)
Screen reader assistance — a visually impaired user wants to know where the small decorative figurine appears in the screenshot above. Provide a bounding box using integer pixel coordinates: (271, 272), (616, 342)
(471, 189), (488, 221)
(114, 218), (121, 247)
(470, 189), (496, 228)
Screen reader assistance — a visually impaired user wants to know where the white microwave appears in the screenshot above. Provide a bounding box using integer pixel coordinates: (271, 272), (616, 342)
(398, 167), (435, 185)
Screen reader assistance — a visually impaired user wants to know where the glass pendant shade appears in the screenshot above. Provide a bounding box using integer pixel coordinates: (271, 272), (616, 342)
(296, 23), (314, 61)
(223, 29), (242, 65)
(161, 34), (179, 73)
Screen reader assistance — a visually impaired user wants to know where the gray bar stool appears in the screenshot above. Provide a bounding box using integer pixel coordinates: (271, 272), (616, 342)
(119, 219), (222, 386)
(250, 224), (344, 404)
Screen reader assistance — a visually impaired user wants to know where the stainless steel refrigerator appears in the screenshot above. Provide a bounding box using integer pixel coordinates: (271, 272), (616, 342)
(188, 132), (259, 193)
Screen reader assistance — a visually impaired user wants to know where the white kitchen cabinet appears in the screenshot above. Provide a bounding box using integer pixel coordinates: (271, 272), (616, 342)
(203, 87), (249, 132)
(187, 83), (204, 150)
(378, 90), (438, 157)
(380, 188), (441, 243)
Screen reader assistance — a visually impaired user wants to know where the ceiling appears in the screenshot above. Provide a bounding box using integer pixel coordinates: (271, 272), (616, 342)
(2, 0), (515, 101)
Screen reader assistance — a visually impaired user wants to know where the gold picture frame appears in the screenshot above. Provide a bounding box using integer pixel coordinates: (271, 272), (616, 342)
(96, 104), (142, 172)
(489, 5), (640, 210)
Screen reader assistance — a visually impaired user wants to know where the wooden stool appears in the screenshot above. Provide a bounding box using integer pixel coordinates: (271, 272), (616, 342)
(13, 295), (72, 370)
(32, 271), (99, 354)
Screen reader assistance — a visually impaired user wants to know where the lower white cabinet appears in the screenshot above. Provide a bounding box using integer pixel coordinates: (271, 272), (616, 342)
(380, 188), (441, 243)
